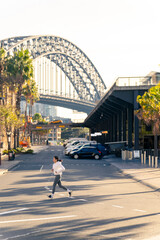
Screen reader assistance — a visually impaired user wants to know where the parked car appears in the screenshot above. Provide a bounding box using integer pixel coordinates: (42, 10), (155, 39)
(65, 141), (97, 155)
(68, 143), (107, 156)
(65, 140), (88, 149)
(105, 141), (127, 156)
(70, 147), (103, 160)
(64, 138), (87, 147)
(65, 143), (84, 155)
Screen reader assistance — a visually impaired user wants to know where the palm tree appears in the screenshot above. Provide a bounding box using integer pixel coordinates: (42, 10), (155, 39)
(6, 49), (34, 112)
(6, 49), (33, 147)
(23, 79), (39, 118)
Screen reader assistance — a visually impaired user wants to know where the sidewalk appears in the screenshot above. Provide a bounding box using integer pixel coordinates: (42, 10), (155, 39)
(105, 155), (160, 192)
(0, 145), (48, 175)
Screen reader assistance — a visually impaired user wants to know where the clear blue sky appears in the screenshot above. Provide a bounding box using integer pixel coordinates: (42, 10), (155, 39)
(1, 0), (160, 88)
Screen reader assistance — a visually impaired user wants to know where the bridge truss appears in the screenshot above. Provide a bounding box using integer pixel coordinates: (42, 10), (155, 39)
(0, 35), (107, 112)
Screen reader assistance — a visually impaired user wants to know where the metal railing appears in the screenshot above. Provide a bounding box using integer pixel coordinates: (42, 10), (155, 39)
(115, 76), (160, 87)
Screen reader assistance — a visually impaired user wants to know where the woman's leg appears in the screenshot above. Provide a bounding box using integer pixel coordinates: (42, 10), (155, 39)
(58, 178), (72, 196)
(57, 179), (68, 191)
(52, 175), (60, 194)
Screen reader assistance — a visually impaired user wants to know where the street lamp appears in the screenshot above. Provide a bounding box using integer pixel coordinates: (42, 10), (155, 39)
(7, 131), (11, 150)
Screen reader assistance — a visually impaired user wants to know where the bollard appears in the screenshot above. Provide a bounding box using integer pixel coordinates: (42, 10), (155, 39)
(144, 151), (146, 164)
(128, 151), (132, 160)
(152, 156), (154, 167)
(148, 155), (151, 167)
(155, 156), (158, 168)
(122, 150), (125, 160)
(141, 153), (144, 164)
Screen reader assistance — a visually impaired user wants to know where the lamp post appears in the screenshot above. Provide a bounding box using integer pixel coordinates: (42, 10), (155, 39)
(7, 131), (11, 150)
(7, 131), (11, 160)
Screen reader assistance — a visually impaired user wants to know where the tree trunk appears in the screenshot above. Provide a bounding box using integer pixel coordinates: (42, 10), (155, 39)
(25, 101), (27, 120)
(16, 83), (23, 148)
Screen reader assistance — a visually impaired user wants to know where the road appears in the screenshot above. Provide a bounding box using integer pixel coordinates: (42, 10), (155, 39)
(1, 146), (160, 240)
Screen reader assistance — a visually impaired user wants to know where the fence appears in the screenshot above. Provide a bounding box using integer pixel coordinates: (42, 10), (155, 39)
(121, 149), (160, 168)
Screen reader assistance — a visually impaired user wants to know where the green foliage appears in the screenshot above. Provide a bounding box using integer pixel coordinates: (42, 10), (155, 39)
(61, 127), (89, 140)
(0, 104), (25, 132)
(22, 79), (39, 117)
(23, 149), (34, 154)
(32, 113), (43, 122)
(6, 49), (33, 82)
(3, 147), (34, 155)
(136, 83), (160, 135)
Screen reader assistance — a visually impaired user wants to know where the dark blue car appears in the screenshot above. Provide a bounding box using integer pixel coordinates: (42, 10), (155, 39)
(70, 147), (102, 160)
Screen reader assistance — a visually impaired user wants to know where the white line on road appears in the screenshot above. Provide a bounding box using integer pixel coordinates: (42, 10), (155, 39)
(0, 215), (77, 224)
(112, 205), (124, 208)
(0, 208), (28, 216)
(133, 209), (147, 213)
(78, 199), (88, 202)
(40, 165), (43, 172)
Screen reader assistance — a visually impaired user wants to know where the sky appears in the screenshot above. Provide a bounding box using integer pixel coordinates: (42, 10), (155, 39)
(1, 0), (160, 117)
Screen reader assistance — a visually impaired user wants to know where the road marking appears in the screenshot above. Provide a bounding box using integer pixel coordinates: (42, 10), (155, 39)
(133, 209), (147, 213)
(112, 205), (124, 208)
(78, 199), (88, 202)
(40, 165), (43, 172)
(0, 215), (77, 224)
(0, 208), (28, 216)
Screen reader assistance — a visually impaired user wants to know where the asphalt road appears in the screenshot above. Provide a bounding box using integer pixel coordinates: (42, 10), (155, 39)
(1, 145), (160, 240)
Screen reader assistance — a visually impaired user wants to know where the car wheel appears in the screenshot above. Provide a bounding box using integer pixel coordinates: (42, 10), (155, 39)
(94, 154), (100, 160)
(73, 154), (79, 159)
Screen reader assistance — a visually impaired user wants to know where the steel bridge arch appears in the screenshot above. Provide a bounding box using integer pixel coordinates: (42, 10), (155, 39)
(0, 35), (106, 102)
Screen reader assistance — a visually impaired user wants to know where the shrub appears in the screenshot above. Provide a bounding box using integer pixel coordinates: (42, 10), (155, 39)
(23, 149), (34, 154)
(3, 149), (9, 155)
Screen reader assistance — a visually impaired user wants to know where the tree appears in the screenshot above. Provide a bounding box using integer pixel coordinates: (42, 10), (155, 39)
(0, 104), (25, 150)
(32, 113), (43, 122)
(136, 83), (160, 155)
(6, 49), (34, 111)
(6, 49), (34, 147)
(22, 79), (39, 119)
(0, 48), (8, 97)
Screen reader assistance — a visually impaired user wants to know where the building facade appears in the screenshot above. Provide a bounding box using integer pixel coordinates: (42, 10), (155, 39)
(84, 72), (160, 150)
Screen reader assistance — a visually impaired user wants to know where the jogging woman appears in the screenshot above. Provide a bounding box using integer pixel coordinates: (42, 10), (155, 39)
(48, 156), (72, 199)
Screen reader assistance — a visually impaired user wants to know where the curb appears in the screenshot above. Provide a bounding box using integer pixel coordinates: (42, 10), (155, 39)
(0, 161), (21, 175)
(108, 161), (160, 193)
